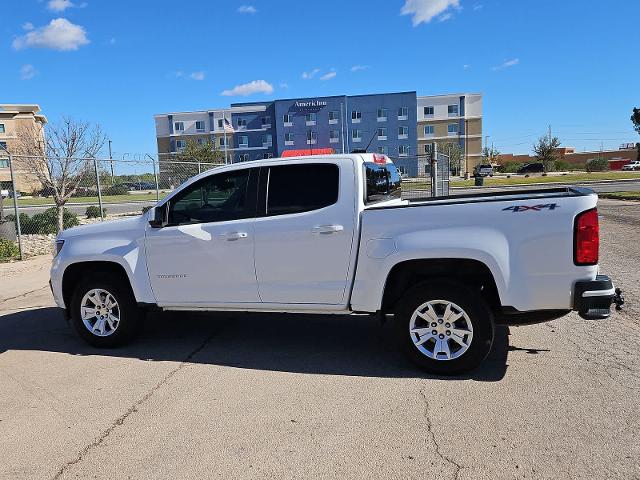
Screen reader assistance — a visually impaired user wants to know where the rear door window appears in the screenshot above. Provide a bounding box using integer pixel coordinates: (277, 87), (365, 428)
(266, 164), (339, 216)
(364, 162), (402, 204)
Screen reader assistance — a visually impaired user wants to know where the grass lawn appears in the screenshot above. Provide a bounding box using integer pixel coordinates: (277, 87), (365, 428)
(598, 191), (640, 200)
(17, 191), (167, 207)
(449, 171), (640, 188)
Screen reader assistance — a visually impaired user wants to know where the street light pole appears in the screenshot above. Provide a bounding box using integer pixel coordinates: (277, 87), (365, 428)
(108, 139), (114, 184)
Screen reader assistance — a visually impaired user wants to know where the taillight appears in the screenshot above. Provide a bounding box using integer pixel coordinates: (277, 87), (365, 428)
(372, 154), (388, 164)
(574, 208), (599, 265)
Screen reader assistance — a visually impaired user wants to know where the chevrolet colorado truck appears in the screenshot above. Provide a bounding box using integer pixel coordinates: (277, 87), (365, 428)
(50, 154), (622, 374)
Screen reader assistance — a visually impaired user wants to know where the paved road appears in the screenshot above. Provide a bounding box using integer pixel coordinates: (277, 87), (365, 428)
(0, 198), (638, 479)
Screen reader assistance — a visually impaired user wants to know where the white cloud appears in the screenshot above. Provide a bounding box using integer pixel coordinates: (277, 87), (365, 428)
(473, 4), (483, 10)
(301, 68), (320, 79)
(20, 64), (37, 80)
(320, 71), (336, 81)
(401, 0), (460, 26)
(22, 22), (34, 31)
(47, 0), (74, 11)
(351, 64), (370, 72)
(190, 71), (205, 81)
(492, 58), (519, 71)
(438, 12), (453, 22)
(237, 5), (257, 14)
(12, 18), (89, 51)
(221, 79), (273, 97)
(279, 82), (289, 89)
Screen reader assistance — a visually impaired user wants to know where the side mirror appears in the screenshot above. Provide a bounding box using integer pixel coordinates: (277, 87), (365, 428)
(148, 205), (168, 228)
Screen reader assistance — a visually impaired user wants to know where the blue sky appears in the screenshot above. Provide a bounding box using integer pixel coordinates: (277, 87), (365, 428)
(3, 0), (639, 158)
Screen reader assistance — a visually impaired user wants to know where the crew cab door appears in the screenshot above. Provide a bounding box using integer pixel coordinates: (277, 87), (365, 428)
(253, 160), (357, 304)
(145, 167), (260, 306)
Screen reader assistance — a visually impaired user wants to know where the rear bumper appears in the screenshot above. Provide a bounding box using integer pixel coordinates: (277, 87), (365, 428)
(573, 275), (622, 320)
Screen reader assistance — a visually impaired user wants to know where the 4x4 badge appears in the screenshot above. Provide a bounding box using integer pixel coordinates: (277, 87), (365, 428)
(503, 203), (559, 212)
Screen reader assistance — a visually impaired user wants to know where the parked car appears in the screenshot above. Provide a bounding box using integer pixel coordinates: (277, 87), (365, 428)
(621, 161), (640, 171)
(517, 162), (545, 174)
(474, 164), (494, 177)
(50, 153), (622, 375)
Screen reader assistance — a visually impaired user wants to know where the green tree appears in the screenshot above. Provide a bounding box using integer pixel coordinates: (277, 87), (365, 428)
(482, 145), (501, 165)
(631, 107), (640, 134)
(631, 107), (640, 160)
(160, 140), (225, 188)
(533, 134), (561, 172)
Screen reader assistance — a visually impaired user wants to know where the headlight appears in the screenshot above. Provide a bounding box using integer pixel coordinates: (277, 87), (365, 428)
(54, 239), (65, 257)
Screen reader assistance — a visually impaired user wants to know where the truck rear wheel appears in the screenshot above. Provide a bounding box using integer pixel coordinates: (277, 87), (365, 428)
(69, 273), (141, 348)
(395, 281), (494, 375)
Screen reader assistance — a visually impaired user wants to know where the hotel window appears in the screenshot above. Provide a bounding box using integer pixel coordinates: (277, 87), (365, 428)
(448, 123), (459, 135)
(329, 110), (339, 124)
(175, 139), (186, 150)
(261, 116), (271, 128)
(237, 118), (247, 128)
(217, 119), (224, 128)
(352, 129), (362, 142)
(424, 143), (432, 154)
(448, 104), (459, 117)
(398, 106), (408, 120)
(377, 108), (387, 121)
(377, 127), (387, 140)
(306, 131), (317, 144)
(423, 125), (434, 136)
(398, 126), (408, 139)
(351, 110), (361, 123)
(238, 135), (249, 148)
(0, 124), (5, 133)
(219, 137), (226, 147)
(423, 106), (434, 117)
(0, 141), (6, 150)
(195, 120), (206, 132)
(174, 121), (184, 132)
(0, 159), (8, 168)
(283, 114), (293, 126)
(329, 130), (340, 143)
(238, 154), (249, 162)
(284, 132), (295, 145)
(306, 112), (316, 125)
(399, 145), (409, 157)
(262, 134), (272, 147)
(377, 146), (388, 155)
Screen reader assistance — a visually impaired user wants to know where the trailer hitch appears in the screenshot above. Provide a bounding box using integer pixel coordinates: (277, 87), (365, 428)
(613, 288), (624, 311)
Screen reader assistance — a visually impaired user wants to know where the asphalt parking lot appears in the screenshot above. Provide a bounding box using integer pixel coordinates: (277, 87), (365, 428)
(0, 198), (638, 479)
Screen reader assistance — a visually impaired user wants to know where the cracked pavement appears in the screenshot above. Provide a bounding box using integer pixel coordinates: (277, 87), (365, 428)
(0, 198), (638, 479)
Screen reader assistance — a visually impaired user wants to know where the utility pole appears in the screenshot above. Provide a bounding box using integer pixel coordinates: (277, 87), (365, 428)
(108, 139), (114, 184)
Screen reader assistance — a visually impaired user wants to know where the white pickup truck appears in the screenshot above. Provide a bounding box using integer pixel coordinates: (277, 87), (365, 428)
(50, 154), (622, 374)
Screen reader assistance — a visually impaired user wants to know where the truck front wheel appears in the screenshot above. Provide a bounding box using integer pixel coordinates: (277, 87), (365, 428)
(69, 274), (141, 348)
(395, 282), (494, 375)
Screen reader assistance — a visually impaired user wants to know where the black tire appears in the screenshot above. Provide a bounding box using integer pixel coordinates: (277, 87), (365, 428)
(395, 281), (494, 375)
(69, 273), (141, 348)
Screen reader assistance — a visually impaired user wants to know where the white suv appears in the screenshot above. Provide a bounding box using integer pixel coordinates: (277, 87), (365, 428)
(621, 161), (640, 171)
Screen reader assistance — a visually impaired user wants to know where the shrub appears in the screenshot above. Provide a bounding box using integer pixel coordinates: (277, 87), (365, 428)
(555, 160), (570, 171)
(0, 238), (19, 259)
(103, 184), (130, 196)
(500, 162), (524, 173)
(6, 207), (80, 234)
(85, 205), (106, 218)
(586, 157), (610, 172)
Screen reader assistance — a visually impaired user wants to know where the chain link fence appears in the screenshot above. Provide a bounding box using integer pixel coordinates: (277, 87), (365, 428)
(0, 153), (225, 260)
(0, 151), (450, 261)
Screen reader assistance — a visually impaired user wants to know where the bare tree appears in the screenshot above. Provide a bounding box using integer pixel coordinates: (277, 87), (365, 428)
(14, 118), (106, 232)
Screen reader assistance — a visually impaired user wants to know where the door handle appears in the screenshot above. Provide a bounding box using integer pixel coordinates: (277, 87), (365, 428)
(222, 231), (248, 241)
(311, 224), (344, 234)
